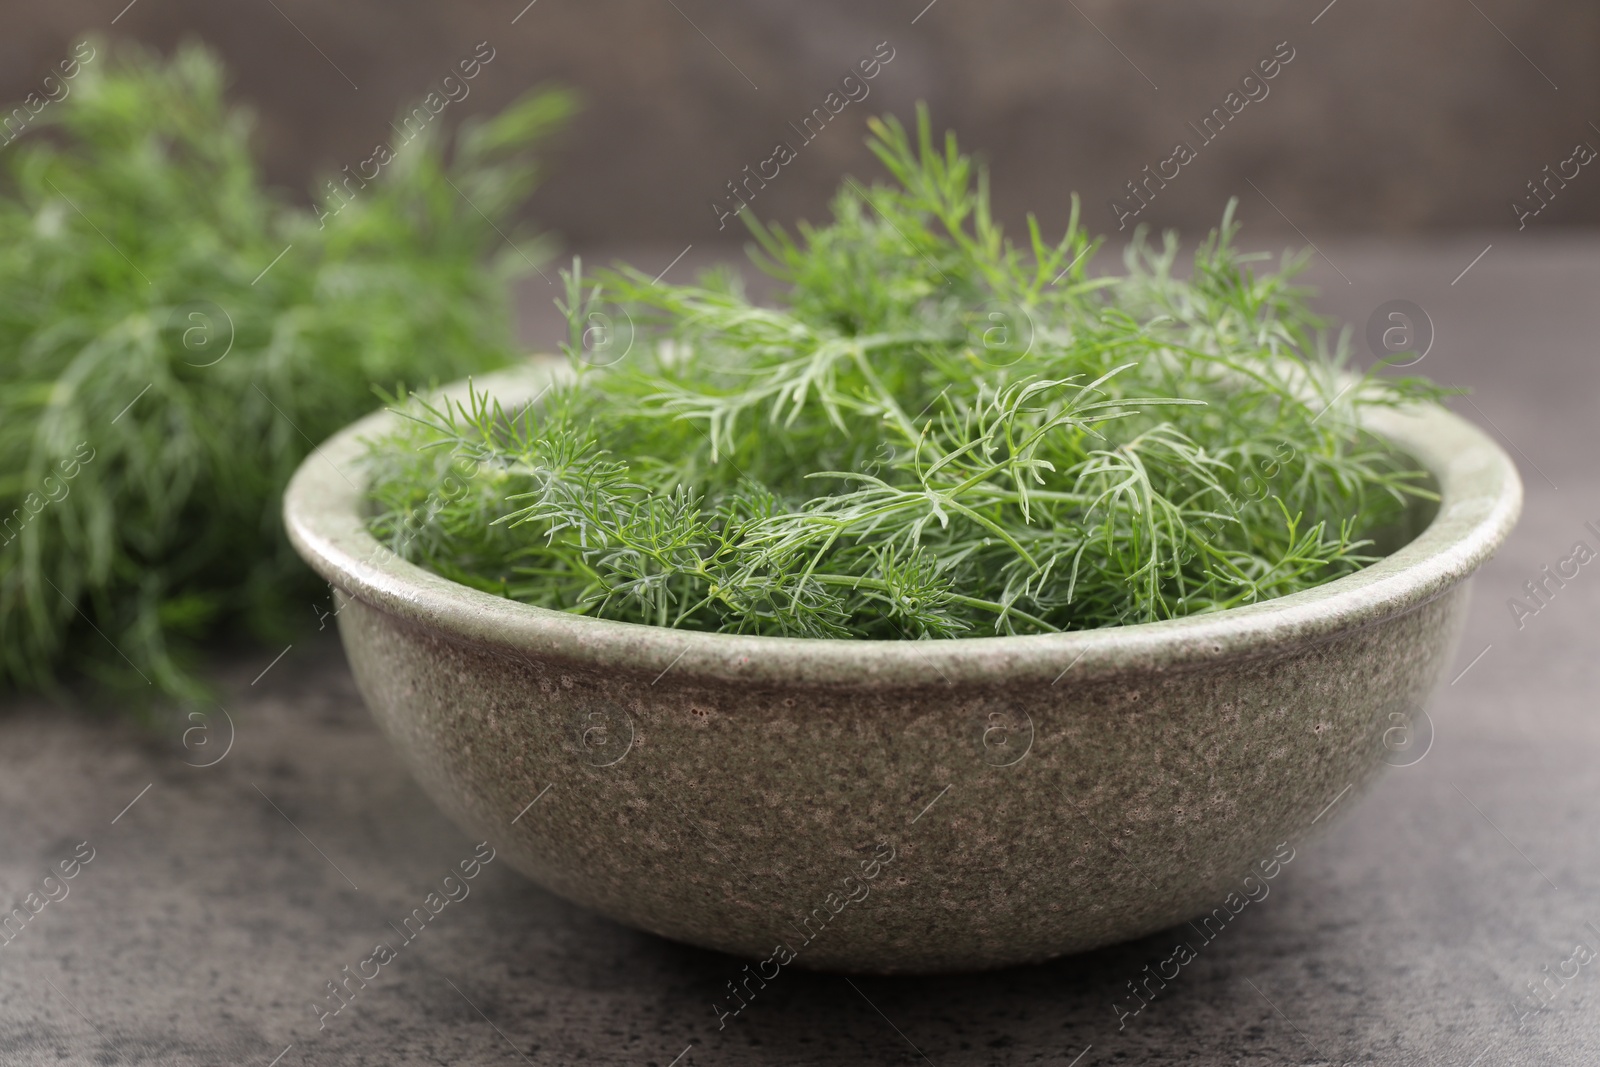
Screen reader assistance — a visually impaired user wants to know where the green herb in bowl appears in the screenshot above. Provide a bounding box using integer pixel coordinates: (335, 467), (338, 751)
(363, 107), (1442, 640)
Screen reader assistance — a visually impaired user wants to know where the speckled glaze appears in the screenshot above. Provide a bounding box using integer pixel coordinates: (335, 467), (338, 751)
(284, 365), (1521, 974)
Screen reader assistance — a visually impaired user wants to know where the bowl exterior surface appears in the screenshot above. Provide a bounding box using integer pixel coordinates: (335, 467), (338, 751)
(336, 581), (1465, 973)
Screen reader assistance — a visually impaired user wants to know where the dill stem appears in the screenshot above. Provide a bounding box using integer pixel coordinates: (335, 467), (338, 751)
(806, 573), (1058, 633)
(848, 343), (922, 456)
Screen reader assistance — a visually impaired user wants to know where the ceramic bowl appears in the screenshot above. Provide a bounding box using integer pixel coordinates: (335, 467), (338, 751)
(284, 364), (1521, 973)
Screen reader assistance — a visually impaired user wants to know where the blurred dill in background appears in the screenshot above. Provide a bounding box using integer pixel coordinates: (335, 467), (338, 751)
(0, 39), (573, 711)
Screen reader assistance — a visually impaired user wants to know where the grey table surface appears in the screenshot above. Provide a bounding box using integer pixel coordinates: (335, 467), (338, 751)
(2, 236), (1597, 1066)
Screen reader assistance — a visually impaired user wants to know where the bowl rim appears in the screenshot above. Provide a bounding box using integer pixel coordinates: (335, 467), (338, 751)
(284, 363), (1523, 689)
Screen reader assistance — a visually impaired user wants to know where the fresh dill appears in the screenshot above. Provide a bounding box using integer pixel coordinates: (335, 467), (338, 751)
(0, 40), (574, 703)
(365, 106), (1441, 641)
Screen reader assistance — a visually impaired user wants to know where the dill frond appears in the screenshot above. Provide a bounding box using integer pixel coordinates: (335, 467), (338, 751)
(365, 106), (1441, 640)
(0, 40), (575, 705)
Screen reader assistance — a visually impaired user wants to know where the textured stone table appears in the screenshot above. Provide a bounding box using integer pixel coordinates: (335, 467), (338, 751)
(2, 237), (1597, 1066)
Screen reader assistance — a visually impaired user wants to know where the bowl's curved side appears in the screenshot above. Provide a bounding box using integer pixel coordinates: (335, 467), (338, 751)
(334, 572), (1471, 973)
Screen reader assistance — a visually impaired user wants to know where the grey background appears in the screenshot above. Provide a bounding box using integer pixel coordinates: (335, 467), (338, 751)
(4, 0), (1600, 246)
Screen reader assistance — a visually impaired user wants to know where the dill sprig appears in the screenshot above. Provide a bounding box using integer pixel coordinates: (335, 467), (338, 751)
(0, 40), (574, 703)
(365, 107), (1441, 640)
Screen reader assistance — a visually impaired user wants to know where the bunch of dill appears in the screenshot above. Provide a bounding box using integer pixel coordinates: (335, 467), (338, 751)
(0, 40), (574, 702)
(365, 107), (1440, 641)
